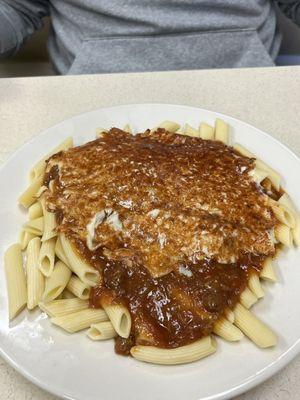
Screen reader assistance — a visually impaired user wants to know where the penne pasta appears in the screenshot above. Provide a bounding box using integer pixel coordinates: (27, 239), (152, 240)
(96, 127), (108, 138)
(123, 124), (132, 134)
(184, 124), (200, 137)
(291, 217), (300, 246)
(252, 168), (268, 184)
(131, 336), (216, 365)
(4, 244), (27, 320)
(224, 307), (235, 323)
(23, 216), (44, 236)
(260, 257), (277, 282)
(29, 137), (73, 181)
(28, 201), (43, 220)
(233, 144), (281, 190)
(38, 237), (56, 277)
(278, 194), (300, 246)
(36, 185), (47, 199)
(234, 303), (277, 348)
(278, 193), (299, 216)
(40, 197), (57, 242)
(18, 174), (43, 208)
(26, 237), (44, 310)
(271, 203), (296, 229)
(255, 159), (281, 191)
(55, 236), (69, 266)
(39, 298), (88, 317)
(199, 122), (214, 140)
(240, 287), (258, 309)
(152, 121), (180, 133)
(61, 289), (76, 299)
(43, 261), (72, 302)
(275, 223), (293, 247)
(278, 193), (295, 210)
(248, 274), (264, 299)
(213, 317), (243, 341)
(214, 119), (229, 144)
(87, 321), (117, 341)
(51, 308), (108, 333)
(233, 143), (253, 158)
(101, 303), (131, 338)
(19, 229), (36, 251)
(60, 234), (99, 287)
(67, 275), (90, 300)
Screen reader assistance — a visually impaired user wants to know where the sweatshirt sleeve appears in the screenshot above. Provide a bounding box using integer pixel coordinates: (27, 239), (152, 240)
(0, 0), (49, 58)
(276, 0), (300, 26)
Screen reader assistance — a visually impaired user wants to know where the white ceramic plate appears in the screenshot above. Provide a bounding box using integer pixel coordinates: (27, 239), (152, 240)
(0, 104), (300, 400)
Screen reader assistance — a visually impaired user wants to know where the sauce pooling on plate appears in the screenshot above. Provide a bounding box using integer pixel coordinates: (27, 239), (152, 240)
(44, 128), (277, 353)
(89, 250), (266, 353)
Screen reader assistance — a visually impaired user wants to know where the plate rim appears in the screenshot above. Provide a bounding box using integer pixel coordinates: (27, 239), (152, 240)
(0, 102), (300, 400)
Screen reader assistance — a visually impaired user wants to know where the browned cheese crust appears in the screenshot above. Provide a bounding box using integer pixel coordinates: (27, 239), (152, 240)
(44, 128), (277, 351)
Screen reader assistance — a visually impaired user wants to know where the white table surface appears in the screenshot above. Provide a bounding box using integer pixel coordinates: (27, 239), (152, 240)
(0, 66), (299, 400)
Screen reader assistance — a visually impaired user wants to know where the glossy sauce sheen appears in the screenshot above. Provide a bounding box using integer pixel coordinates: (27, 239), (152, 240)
(44, 128), (277, 353)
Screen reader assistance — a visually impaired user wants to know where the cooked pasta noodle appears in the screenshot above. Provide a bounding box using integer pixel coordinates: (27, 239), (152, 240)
(61, 289), (76, 299)
(43, 261), (72, 302)
(152, 120), (180, 133)
(101, 303), (131, 338)
(233, 143), (281, 190)
(51, 308), (108, 333)
(26, 237), (44, 310)
(278, 193), (295, 209)
(260, 258), (277, 282)
(131, 336), (216, 365)
(67, 275), (90, 300)
(271, 203), (295, 228)
(123, 124), (132, 133)
(214, 119), (229, 144)
(28, 202), (43, 220)
(54, 236), (69, 266)
(275, 223), (293, 247)
(40, 197), (57, 242)
(213, 317), (243, 341)
(278, 193), (300, 246)
(96, 127), (108, 138)
(4, 244), (27, 320)
(234, 303), (277, 348)
(39, 298), (88, 317)
(19, 230), (35, 251)
(87, 321), (117, 341)
(184, 123), (199, 137)
(240, 287), (258, 309)
(60, 234), (99, 286)
(291, 216), (300, 246)
(19, 174), (43, 208)
(199, 122), (214, 140)
(252, 168), (268, 184)
(224, 308), (235, 323)
(248, 274), (264, 299)
(255, 159), (281, 191)
(38, 237), (56, 277)
(233, 143), (252, 157)
(23, 217), (44, 236)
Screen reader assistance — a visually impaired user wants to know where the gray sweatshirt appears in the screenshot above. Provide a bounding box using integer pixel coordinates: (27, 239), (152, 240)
(0, 1), (299, 75)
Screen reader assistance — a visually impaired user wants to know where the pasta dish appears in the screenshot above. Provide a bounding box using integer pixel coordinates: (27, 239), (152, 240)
(5, 119), (300, 365)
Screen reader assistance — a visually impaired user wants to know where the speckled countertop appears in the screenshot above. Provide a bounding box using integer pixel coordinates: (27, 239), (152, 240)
(0, 66), (299, 399)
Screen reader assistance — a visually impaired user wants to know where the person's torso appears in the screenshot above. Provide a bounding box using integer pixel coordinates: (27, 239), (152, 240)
(47, 0), (281, 74)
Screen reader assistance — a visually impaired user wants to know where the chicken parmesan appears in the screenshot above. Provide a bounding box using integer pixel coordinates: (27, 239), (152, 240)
(43, 127), (278, 354)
